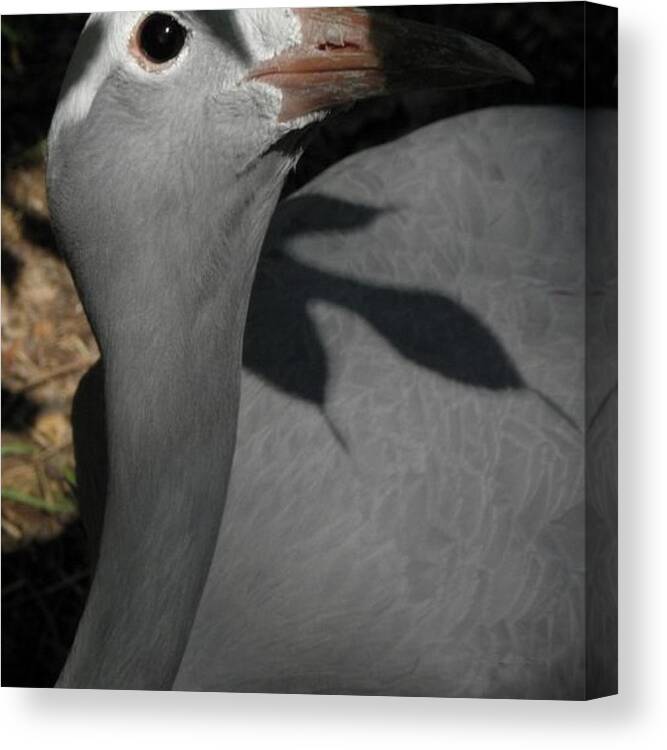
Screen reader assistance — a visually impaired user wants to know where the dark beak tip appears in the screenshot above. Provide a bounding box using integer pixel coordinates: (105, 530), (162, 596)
(489, 47), (534, 86)
(513, 62), (535, 86)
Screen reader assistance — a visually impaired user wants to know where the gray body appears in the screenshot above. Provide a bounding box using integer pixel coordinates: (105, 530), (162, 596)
(159, 108), (609, 697)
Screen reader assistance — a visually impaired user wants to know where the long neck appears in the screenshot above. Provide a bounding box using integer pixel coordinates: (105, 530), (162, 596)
(57, 154), (290, 689)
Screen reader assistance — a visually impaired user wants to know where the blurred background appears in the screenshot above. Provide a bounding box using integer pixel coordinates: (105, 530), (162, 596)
(1, 4), (617, 687)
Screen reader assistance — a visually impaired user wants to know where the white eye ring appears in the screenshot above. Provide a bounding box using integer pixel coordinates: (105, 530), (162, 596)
(129, 12), (189, 73)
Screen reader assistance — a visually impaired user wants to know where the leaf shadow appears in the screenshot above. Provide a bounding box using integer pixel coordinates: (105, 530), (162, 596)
(244, 194), (525, 416)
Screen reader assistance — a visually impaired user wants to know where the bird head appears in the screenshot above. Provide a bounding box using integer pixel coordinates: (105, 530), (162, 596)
(48, 7), (532, 178)
(46, 8), (531, 336)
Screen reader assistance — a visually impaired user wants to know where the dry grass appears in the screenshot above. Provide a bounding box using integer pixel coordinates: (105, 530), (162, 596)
(2, 158), (98, 552)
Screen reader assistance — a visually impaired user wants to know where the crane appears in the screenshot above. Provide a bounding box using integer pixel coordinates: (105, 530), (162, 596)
(47, 8), (616, 697)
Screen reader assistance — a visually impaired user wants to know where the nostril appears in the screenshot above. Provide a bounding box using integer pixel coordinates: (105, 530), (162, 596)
(316, 41), (360, 52)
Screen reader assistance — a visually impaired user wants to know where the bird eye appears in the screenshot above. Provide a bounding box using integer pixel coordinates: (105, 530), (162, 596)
(133, 13), (187, 68)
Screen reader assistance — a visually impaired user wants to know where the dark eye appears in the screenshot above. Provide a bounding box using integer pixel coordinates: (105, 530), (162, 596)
(137, 13), (187, 65)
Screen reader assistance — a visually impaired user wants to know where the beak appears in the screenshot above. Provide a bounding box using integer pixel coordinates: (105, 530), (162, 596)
(248, 8), (533, 121)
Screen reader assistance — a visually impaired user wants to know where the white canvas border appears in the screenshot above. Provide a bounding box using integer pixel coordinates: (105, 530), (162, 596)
(1, 1), (665, 748)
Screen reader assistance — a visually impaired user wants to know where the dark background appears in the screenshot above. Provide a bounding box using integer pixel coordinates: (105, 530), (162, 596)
(1, 3), (617, 687)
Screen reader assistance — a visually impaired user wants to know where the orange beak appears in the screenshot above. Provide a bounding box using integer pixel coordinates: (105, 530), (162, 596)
(248, 8), (533, 121)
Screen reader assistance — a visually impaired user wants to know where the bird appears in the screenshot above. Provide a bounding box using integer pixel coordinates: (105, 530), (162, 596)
(46, 8), (617, 697)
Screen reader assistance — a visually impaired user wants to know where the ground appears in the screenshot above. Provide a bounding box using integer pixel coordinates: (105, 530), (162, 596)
(2, 158), (96, 686)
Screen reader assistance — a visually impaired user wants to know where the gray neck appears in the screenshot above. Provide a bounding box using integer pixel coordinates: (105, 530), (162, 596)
(57, 152), (291, 689)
